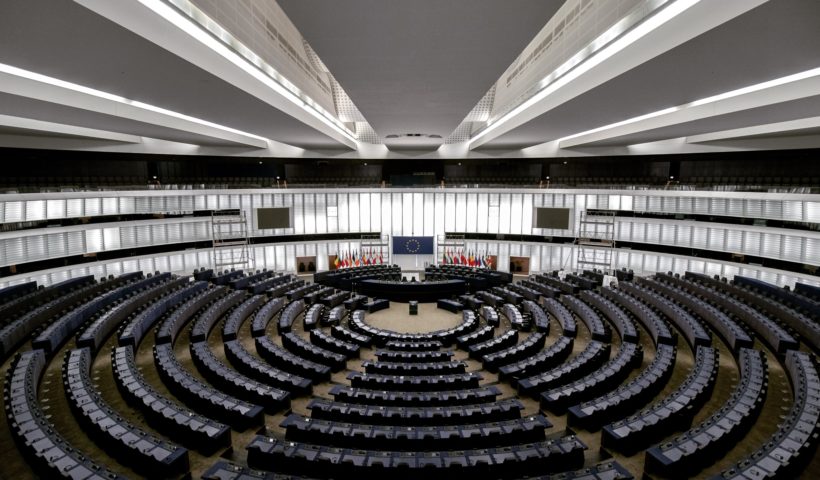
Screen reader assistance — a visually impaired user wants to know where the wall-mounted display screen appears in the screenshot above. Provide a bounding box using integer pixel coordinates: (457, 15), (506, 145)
(534, 207), (571, 229)
(256, 207), (291, 229)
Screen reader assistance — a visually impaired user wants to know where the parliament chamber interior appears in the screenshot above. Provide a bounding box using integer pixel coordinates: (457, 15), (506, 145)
(1, 0), (819, 479)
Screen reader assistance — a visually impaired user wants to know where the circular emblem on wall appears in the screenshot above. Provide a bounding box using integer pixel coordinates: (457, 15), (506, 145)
(405, 238), (421, 253)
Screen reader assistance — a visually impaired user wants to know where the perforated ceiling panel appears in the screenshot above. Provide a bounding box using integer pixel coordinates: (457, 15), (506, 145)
(187, 0), (377, 141)
(445, 85), (496, 144)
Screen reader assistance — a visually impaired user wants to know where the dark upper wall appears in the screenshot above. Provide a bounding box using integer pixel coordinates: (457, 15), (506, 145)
(0, 147), (818, 187)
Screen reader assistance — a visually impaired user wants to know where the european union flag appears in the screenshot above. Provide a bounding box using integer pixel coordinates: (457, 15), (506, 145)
(392, 236), (435, 255)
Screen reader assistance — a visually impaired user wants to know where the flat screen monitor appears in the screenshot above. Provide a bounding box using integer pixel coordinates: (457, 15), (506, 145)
(534, 207), (572, 230)
(256, 207), (291, 229)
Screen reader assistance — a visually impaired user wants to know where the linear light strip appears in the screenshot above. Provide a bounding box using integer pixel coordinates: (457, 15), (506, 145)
(0, 62), (271, 147)
(468, 0), (702, 148)
(559, 66), (820, 147)
(141, 0), (359, 144)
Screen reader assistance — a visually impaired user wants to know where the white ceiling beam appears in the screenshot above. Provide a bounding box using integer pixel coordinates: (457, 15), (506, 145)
(686, 115), (820, 143)
(0, 63), (271, 148)
(74, 0), (358, 150)
(559, 67), (820, 148)
(0, 114), (142, 143)
(469, 0), (768, 149)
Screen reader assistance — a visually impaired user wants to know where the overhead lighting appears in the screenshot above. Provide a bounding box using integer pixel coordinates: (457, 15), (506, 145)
(558, 66), (820, 146)
(138, 0), (359, 144)
(0, 62), (271, 148)
(468, 0), (702, 148)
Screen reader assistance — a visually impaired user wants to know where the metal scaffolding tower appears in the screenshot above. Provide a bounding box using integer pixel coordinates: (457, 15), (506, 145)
(575, 210), (616, 274)
(211, 209), (253, 271)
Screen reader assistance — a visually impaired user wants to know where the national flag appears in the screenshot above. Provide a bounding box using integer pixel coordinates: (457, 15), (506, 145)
(460, 249), (467, 265)
(334, 254), (340, 269)
(453, 250), (460, 265)
(378, 251), (384, 264)
(469, 250), (475, 267)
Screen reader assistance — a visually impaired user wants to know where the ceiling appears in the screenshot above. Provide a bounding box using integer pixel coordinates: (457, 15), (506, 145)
(277, 0), (565, 149)
(482, 0), (820, 150)
(0, 0), (818, 159)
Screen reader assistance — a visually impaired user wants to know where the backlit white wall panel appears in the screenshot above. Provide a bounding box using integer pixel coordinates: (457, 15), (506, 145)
(614, 217), (820, 266)
(0, 217), (213, 267)
(1, 188), (818, 275)
(3, 188), (819, 228)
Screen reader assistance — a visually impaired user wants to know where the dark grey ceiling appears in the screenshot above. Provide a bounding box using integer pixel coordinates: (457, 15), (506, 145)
(0, 0), (346, 150)
(278, 0), (565, 148)
(482, 0), (820, 150)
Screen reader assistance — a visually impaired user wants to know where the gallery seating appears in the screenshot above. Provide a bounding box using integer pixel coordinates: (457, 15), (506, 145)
(518, 341), (611, 395)
(467, 329), (519, 359)
(246, 434), (587, 479)
(32, 273), (152, 356)
(600, 286), (675, 346)
(684, 272), (799, 353)
(63, 348), (189, 476)
(310, 329), (360, 357)
(0, 275), (97, 359)
(482, 331), (546, 371)
(280, 413), (552, 450)
(303, 303), (324, 330)
(619, 282), (711, 349)
(362, 359), (467, 376)
(1, 263), (817, 480)
(189, 290), (248, 342)
(4, 350), (127, 480)
(560, 295), (612, 342)
(734, 275), (820, 348)
(223, 340), (313, 395)
(520, 300), (550, 332)
(255, 335), (332, 381)
(308, 396), (523, 425)
(331, 324), (373, 346)
(644, 347), (767, 477)
(328, 384), (502, 406)
(568, 344), (676, 430)
(498, 335), (574, 381)
(602, 346), (719, 454)
(347, 371), (482, 391)
(282, 331), (348, 370)
(578, 290), (639, 343)
(249, 296), (287, 337)
(220, 294), (267, 341)
(154, 343), (264, 429)
(712, 350), (819, 479)
(642, 275), (753, 352)
(543, 298), (578, 337)
(78, 274), (184, 352)
(375, 349), (453, 363)
(277, 299), (306, 334)
(541, 342), (643, 413)
(155, 285), (230, 344)
(112, 345), (231, 453)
